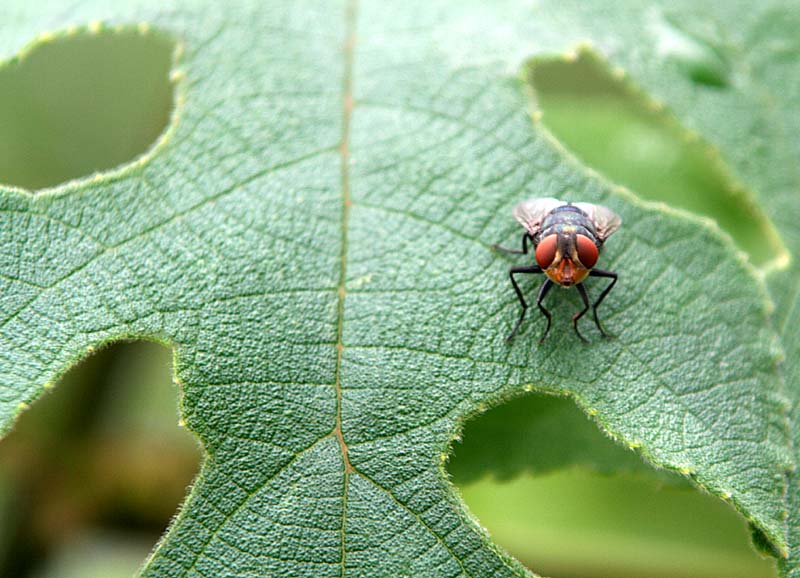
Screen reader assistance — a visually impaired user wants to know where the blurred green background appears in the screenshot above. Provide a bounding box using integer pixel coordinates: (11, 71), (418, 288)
(0, 342), (200, 578)
(0, 27), (173, 190)
(0, 27), (778, 578)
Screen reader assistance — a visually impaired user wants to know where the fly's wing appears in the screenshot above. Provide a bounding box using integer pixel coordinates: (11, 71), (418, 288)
(573, 202), (622, 240)
(512, 197), (564, 236)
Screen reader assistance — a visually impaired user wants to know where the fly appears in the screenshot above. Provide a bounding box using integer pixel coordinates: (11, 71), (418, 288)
(494, 197), (622, 343)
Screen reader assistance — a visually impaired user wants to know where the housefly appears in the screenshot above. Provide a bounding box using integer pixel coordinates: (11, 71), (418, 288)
(494, 197), (621, 343)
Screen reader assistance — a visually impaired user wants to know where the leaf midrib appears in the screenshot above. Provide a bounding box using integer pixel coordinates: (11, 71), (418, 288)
(334, 0), (356, 574)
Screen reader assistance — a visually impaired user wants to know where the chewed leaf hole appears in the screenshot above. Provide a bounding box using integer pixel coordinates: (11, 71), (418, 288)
(0, 341), (201, 578)
(448, 394), (777, 578)
(0, 24), (177, 191)
(527, 50), (785, 268)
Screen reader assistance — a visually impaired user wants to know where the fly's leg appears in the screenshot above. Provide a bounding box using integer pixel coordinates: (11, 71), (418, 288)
(493, 233), (533, 255)
(572, 283), (591, 343)
(588, 268), (618, 338)
(536, 279), (554, 344)
(506, 265), (543, 342)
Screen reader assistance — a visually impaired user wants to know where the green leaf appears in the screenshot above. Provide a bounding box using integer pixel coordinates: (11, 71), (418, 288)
(0, 1), (797, 576)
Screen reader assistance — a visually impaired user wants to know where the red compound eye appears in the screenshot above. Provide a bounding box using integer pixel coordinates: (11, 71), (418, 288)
(535, 235), (558, 268)
(576, 234), (599, 268)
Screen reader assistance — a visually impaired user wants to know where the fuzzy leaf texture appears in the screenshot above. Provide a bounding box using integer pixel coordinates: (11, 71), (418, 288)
(1, 1), (798, 576)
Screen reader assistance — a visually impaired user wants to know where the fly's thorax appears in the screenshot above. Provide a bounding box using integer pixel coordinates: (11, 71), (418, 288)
(538, 207), (599, 241)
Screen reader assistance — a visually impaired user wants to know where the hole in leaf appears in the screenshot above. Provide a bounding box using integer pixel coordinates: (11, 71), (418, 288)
(527, 50), (785, 268)
(0, 341), (201, 578)
(0, 25), (177, 191)
(449, 394), (777, 578)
